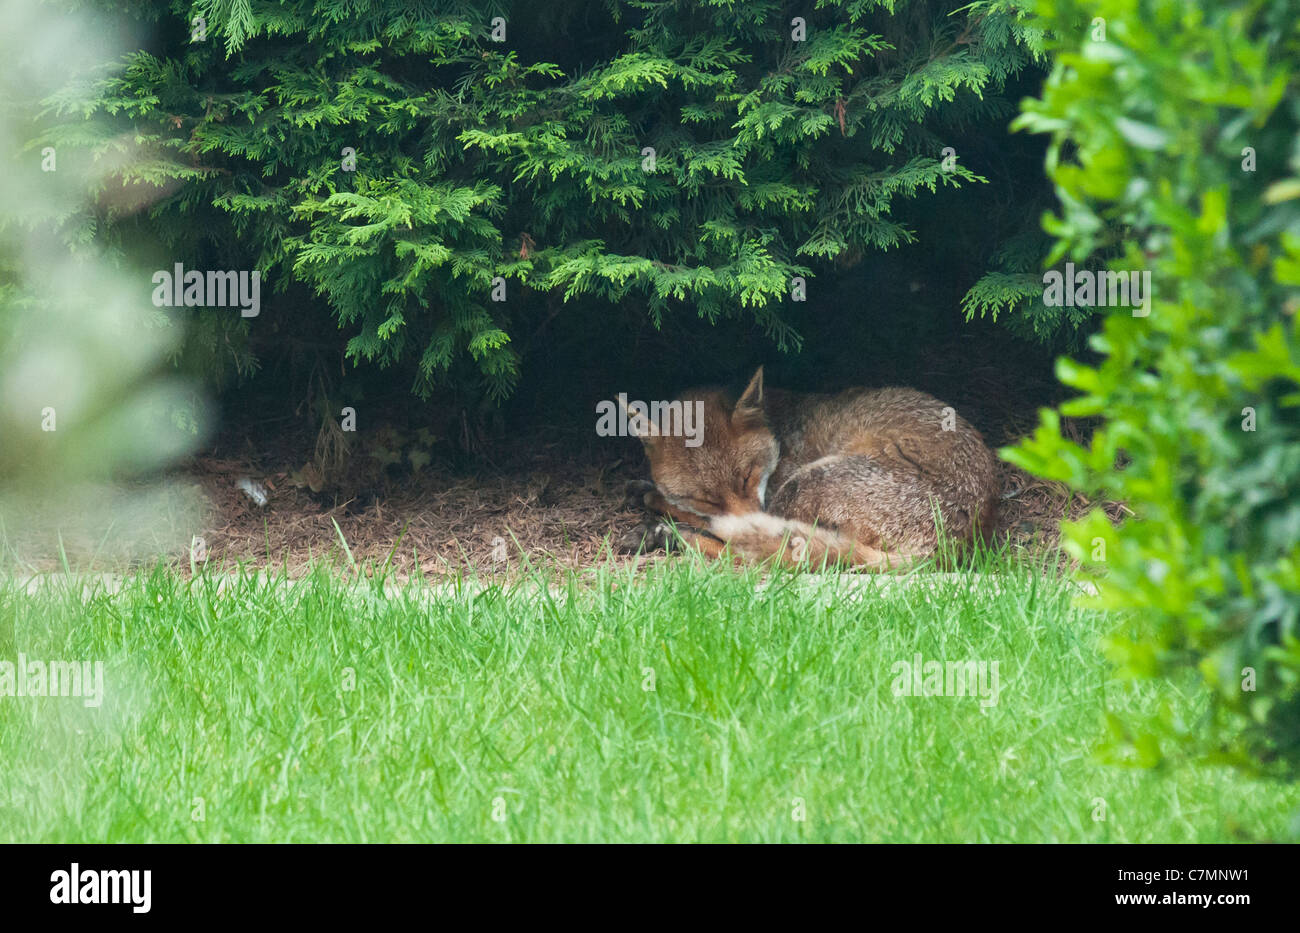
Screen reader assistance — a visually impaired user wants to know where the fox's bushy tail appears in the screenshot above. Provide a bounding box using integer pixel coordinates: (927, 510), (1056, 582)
(702, 512), (921, 571)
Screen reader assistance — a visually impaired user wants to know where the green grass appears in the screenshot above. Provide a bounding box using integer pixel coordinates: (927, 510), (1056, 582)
(0, 555), (1296, 842)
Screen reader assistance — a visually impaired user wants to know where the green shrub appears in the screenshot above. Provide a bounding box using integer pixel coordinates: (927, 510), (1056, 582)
(36, 0), (1045, 399)
(1006, 0), (1300, 773)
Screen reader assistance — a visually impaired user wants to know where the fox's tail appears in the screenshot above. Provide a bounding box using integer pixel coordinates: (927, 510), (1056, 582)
(696, 512), (921, 571)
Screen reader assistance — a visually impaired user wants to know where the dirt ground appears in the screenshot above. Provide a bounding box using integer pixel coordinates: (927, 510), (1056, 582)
(176, 422), (1107, 580)
(1, 340), (1122, 577)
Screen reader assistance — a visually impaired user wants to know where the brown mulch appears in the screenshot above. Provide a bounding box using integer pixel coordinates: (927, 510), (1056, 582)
(185, 442), (648, 579)
(177, 434), (1112, 581)
(1, 395), (1120, 579)
(0, 441), (1117, 581)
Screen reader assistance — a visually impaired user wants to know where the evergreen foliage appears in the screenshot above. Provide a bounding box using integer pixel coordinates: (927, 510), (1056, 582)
(40, 0), (1046, 398)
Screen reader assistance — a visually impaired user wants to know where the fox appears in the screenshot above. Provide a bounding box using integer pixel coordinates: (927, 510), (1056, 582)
(621, 367), (1000, 570)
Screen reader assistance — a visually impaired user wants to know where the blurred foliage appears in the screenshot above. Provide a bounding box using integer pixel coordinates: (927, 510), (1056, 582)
(1006, 0), (1300, 774)
(0, 0), (207, 566)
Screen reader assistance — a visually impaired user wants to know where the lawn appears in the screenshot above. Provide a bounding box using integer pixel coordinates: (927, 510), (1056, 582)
(1, 554), (1296, 843)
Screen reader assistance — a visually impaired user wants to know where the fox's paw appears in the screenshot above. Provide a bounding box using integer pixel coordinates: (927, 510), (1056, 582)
(617, 518), (673, 554)
(622, 479), (659, 512)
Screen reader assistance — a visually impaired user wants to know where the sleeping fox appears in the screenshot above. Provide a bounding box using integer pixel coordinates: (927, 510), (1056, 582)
(622, 368), (1000, 569)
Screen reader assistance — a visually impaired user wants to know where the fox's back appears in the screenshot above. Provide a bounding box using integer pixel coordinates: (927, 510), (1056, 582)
(764, 386), (1000, 542)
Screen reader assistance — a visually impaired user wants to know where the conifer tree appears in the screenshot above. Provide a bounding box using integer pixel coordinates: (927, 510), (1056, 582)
(42, 0), (1045, 398)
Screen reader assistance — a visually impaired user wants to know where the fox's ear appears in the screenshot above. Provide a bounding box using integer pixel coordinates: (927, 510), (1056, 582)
(619, 396), (659, 446)
(733, 366), (765, 428)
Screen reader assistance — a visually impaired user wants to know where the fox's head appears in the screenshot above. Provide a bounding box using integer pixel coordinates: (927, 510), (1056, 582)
(630, 368), (778, 519)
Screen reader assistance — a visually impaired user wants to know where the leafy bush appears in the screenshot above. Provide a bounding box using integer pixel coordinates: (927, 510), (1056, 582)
(37, 0), (1045, 399)
(1006, 0), (1300, 773)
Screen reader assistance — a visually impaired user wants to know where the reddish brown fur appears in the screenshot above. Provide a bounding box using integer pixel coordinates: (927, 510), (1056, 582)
(629, 368), (1000, 570)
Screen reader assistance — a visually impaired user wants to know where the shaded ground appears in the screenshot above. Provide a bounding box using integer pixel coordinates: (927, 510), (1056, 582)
(1, 328), (1121, 576)
(188, 431), (638, 577)
(183, 420), (1107, 580)
(195, 453), (1079, 576)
